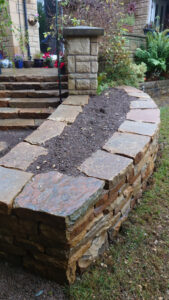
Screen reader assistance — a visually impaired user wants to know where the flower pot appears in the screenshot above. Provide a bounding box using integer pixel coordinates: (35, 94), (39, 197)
(143, 28), (155, 35)
(34, 59), (44, 68)
(15, 60), (23, 69)
(24, 60), (33, 68)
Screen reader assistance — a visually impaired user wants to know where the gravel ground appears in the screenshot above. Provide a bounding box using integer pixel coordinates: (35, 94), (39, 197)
(0, 260), (68, 300)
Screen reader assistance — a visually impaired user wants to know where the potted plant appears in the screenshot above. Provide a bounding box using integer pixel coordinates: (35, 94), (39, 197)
(43, 52), (54, 68)
(33, 52), (43, 67)
(14, 55), (24, 68)
(143, 23), (156, 35)
(122, 2), (136, 33)
(28, 13), (39, 26)
(23, 59), (33, 68)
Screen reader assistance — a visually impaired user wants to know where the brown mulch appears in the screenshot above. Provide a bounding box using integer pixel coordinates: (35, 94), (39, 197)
(28, 88), (131, 176)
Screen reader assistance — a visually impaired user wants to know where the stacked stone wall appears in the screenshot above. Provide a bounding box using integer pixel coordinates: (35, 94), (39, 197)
(140, 79), (169, 97)
(0, 87), (160, 284)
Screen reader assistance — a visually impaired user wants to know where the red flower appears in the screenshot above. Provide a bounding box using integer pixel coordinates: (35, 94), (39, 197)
(42, 52), (51, 59)
(54, 60), (65, 69)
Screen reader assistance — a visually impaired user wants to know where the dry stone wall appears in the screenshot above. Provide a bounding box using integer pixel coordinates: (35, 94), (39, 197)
(0, 88), (160, 284)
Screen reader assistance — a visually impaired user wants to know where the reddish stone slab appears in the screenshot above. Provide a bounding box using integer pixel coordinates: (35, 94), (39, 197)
(13, 171), (104, 225)
(103, 132), (150, 163)
(127, 109), (160, 123)
(0, 166), (32, 214)
(119, 120), (158, 137)
(79, 150), (133, 188)
(0, 142), (48, 171)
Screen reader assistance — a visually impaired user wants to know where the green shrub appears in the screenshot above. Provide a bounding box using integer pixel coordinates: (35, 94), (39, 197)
(97, 31), (147, 93)
(135, 30), (169, 79)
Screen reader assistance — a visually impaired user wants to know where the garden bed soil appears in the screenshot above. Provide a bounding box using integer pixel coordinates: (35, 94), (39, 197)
(0, 129), (33, 158)
(28, 88), (132, 176)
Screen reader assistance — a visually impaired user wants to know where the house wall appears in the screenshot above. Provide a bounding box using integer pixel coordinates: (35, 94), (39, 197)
(2, 0), (40, 59)
(124, 0), (151, 34)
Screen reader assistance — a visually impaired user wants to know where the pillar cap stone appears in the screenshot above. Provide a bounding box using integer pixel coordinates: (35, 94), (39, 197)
(63, 26), (104, 37)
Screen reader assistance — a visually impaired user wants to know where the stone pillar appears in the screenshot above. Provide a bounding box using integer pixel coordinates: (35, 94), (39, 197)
(63, 26), (104, 95)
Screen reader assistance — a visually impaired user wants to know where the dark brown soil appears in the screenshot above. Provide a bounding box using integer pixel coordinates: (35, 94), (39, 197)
(28, 88), (131, 176)
(0, 260), (67, 300)
(0, 129), (33, 158)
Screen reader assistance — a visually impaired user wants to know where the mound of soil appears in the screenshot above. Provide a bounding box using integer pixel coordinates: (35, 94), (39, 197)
(28, 88), (131, 176)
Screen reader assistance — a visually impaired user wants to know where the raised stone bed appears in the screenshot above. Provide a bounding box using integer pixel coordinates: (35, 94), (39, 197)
(140, 79), (169, 97)
(0, 87), (160, 284)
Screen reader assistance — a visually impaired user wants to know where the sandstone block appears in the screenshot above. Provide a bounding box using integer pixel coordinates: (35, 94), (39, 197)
(90, 79), (98, 90)
(79, 150), (133, 189)
(91, 61), (98, 73)
(25, 120), (66, 145)
(130, 100), (157, 109)
(76, 62), (90, 73)
(76, 79), (91, 90)
(63, 95), (89, 107)
(127, 109), (160, 124)
(68, 79), (75, 90)
(67, 38), (90, 55)
(76, 55), (97, 62)
(49, 105), (82, 123)
(0, 142), (7, 153)
(0, 142), (48, 171)
(69, 73), (97, 79)
(103, 132), (150, 164)
(0, 167), (32, 214)
(91, 43), (98, 55)
(119, 120), (158, 137)
(67, 56), (75, 73)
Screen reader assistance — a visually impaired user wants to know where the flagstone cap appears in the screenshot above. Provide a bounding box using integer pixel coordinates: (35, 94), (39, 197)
(63, 26), (104, 37)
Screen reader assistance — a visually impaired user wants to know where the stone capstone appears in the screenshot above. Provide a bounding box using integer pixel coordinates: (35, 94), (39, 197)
(103, 132), (150, 163)
(25, 120), (66, 145)
(49, 105), (82, 123)
(0, 142), (48, 171)
(13, 171), (104, 226)
(119, 120), (159, 136)
(0, 166), (32, 214)
(79, 150), (133, 188)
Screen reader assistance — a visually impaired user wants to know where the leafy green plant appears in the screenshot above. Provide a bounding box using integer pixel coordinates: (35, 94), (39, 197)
(135, 30), (169, 79)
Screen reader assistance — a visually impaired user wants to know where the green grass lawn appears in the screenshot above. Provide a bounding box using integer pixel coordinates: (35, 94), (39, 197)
(67, 107), (169, 300)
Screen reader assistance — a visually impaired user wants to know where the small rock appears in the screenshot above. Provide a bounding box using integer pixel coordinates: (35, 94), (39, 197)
(36, 166), (40, 170)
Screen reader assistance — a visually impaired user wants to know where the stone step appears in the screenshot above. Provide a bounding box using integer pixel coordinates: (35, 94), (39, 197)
(0, 90), (68, 98)
(0, 118), (44, 130)
(0, 82), (68, 90)
(0, 75), (68, 82)
(0, 107), (53, 119)
(8, 98), (60, 108)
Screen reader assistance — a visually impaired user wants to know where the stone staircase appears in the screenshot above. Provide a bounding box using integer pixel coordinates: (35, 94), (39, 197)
(0, 75), (68, 129)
